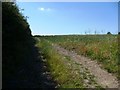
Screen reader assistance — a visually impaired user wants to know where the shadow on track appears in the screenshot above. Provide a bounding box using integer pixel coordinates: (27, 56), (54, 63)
(3, 39), (57, 88)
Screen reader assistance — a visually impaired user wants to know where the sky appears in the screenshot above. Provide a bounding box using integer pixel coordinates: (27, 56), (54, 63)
(16, 2), (118, 35)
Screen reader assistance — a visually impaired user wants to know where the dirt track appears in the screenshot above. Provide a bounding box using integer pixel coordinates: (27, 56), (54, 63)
(53, 44), (119, 88)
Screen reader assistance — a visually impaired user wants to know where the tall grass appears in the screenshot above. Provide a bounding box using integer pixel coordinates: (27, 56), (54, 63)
(38, 35), (118, 77)
(35, 38), (101, 88)
(35, 38), (84, 88)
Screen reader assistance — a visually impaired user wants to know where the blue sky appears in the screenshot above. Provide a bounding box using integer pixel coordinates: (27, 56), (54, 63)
(16, 2), (118, 35)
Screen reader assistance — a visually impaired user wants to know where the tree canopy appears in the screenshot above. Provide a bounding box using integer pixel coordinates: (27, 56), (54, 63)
(3, 2), (34, 88)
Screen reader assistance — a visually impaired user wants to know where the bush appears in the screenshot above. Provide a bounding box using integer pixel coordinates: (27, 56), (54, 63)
(107, 32), (111, 34)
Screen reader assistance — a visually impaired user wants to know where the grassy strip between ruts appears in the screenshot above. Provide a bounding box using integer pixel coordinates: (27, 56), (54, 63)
(35, 37), (102, 89)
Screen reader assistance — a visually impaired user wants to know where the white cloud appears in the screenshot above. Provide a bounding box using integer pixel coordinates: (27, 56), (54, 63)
(38, 7), (45, 11)
(38, 7), (52, 12)
(40, 8), (45, 11)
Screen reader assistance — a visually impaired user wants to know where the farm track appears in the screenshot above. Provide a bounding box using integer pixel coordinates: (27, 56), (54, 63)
(53, 44), (119, 88)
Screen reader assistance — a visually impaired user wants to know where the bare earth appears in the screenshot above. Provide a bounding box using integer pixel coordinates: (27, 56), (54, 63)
(53, 44), (119, 88)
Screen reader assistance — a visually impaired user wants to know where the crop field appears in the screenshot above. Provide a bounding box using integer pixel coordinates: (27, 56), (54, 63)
(35, 34), (119, 88)
(37, 35), (119, 76)
(35, 37), (101, 88)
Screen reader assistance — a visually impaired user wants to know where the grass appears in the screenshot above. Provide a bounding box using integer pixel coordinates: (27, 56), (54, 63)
(35, 38), (84, 88)
(37, 35), (119, 78)
(35, 37), (102, 88)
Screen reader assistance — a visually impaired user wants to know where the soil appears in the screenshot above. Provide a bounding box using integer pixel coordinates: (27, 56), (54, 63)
(53, 44), (119, 88)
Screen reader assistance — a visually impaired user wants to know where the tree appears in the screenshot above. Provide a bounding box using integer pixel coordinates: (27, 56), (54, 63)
(107, 32), (111, 34)
(2, 2), (34, 88)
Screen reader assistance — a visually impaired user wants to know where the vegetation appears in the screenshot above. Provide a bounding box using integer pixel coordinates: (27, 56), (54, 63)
(118, 34), (120, 79)
(107, 32), (111, 34)
(2, 1), (119, 88)
(2, 2), (35, 88)
(35, 37), (101, 88)
(37, 35), (119, 78)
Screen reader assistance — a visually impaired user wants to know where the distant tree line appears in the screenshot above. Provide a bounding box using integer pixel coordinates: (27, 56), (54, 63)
(107, 32), (120, 35)
(84, 29), (119, 35)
